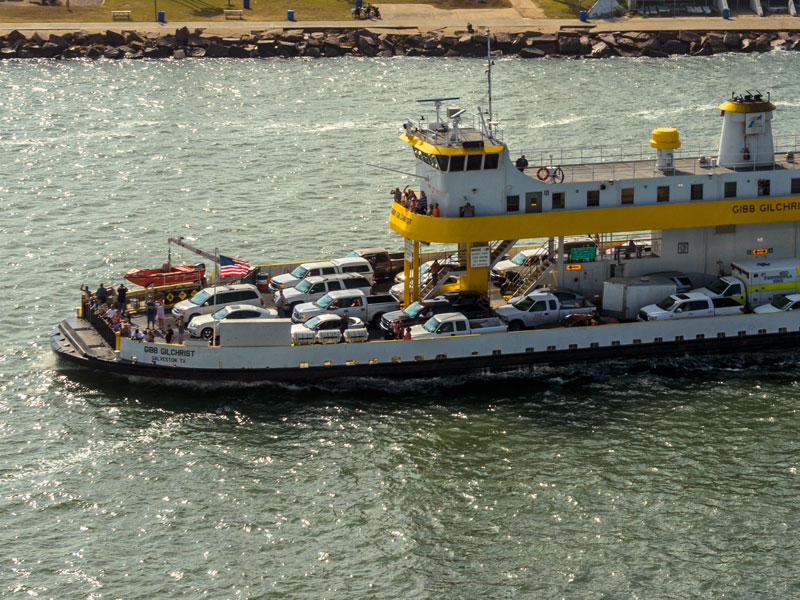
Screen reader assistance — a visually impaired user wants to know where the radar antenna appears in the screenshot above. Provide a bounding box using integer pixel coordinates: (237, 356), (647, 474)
(417, 97), (460, 125)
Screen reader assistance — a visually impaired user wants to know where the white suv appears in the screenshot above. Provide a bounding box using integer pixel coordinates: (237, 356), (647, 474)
(277, 273), (372, 312)
(171, 283), (263, 322)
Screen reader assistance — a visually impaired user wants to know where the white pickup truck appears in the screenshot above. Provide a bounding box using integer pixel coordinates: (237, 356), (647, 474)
(495, 292), (596, 331)
(409, 312), (507, 339)
(292, 289), (401, 326)
(637, 292), (745, 321)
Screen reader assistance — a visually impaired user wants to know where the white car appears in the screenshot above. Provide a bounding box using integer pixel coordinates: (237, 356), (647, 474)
(187, 304), (278, 340)
(753, 294), (800, 313)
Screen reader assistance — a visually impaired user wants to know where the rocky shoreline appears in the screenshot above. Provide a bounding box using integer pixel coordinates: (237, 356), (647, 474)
(2, 26), (800, 59)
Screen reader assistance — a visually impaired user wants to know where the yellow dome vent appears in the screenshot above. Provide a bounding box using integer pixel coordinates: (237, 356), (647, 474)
(650, 127), (681, 150)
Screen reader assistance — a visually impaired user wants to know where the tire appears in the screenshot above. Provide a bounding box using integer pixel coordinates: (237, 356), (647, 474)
(186, 313), (197, 323)
(509, 320), (524, 332)
(371, 313), (384, 328)
(201, 327), (214, 340)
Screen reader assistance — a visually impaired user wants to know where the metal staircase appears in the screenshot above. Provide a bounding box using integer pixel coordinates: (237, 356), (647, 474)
(418, 264), (465, 299)
(489, 239), (518, 268)
(502, 260), (554, 298)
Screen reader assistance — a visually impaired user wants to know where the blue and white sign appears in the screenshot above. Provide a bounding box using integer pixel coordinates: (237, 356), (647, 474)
(746, 112), (765, 135)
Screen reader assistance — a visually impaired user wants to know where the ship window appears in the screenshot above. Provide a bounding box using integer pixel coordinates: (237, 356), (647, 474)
(449, 155), (465, 171)
(657, 186), (670, 202)
(621, 188), (634, 205)
(691, 183), (703, 200)
(484, 154), (499, 169)
(466, 155), (483, 171)
(724, 181), (737, 198)
(552, 192), (565, 209)
(506, 195), (520, 212)
(413, 148), (441, 170)
(792, 178), (800, 194)
(436, 155), (450, 171)
(758, 179), (770, 196)
(587, 190), (600, 207)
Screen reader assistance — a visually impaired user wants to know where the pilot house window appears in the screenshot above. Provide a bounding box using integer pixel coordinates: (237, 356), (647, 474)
(466, 155), (483, 171)
(449, 156), (465, 171)
(484, 154), (499, 169)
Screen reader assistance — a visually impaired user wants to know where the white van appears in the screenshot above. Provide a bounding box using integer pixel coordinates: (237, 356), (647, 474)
(268, 257), (374, 292)
(171, 283), (264, 322)
(694, 258), (800, 310)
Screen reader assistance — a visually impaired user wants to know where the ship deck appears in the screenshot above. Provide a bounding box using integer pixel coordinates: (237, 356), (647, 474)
(521, 152), (800, 184)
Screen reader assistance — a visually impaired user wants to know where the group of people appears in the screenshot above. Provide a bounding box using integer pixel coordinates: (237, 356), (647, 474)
(391, 186), (440, 216)
(390, 320), (413, 340)
(81, 281), (184, 345)
(352, 3), (380, 18)
(81, 282), (134, 338)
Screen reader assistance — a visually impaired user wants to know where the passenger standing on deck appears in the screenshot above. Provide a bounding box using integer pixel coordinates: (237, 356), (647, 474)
(433, 203), (440, 217)
(339, 315), (348, 342)
(156, 300), (165, 331)
(176, 317), (185, 344)
(404, 327), (412, 340)
(276, 289), (287, 317)
(418, 191), (428, 214)
(392, 320), (403, 340)
(164, 327), (174, 344)
(391, 187), (403, 205)
(515, 155), (528, 171)
(116, 283), (128, 314)
(95, 283), (109, 305)
(145, 298), (156, 331)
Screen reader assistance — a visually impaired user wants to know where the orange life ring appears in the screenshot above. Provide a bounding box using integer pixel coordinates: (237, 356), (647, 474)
(536, 167), (549, 181)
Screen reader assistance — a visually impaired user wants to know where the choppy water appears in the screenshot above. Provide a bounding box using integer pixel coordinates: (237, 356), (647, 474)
(1, 53), (799, 598)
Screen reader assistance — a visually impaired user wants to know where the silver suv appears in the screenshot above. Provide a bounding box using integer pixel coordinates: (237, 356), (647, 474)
(277, 273), (372, 312)
(171, 283), (263, 322)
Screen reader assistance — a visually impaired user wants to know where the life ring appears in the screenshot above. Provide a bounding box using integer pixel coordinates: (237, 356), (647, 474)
(536, 167), (549, 181)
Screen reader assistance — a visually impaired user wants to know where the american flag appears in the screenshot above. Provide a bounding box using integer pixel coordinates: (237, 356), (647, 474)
(219, 255), (250, 277)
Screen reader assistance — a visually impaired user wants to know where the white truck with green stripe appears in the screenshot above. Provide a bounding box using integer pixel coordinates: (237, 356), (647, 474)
(694, 259), (800, 310)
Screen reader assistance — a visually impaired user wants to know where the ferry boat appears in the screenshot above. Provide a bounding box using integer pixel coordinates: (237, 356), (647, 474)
(50, 58), (800, 383)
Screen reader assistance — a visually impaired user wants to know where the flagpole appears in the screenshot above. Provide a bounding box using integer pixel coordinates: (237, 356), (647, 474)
(214, 247), (219, 309)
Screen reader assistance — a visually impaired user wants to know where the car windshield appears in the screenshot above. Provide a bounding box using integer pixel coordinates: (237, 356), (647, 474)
(190, 290), (210, 306)
(511, 296), (534, 310)
(404, 302), (424, 317)
(422, 317), (439, 333)
(656, 296), (679, 311)
(511, 252), (528, 266)
(295, 280), (312, 293)
(706, 278), (729, 294)
(347, 251), (359, 258)
(290, 265), (308, 278)
(771, 295), (792, 309)
(304, 316), (321, 330)
(212, 307), (232, 319)
(316, 295), (333, 308)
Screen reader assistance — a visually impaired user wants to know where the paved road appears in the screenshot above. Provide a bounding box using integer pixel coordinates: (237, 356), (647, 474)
(1, 9), (799, 36)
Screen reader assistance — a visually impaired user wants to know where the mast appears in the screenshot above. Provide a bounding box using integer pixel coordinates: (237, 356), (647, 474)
(486, 27), (493, 139)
